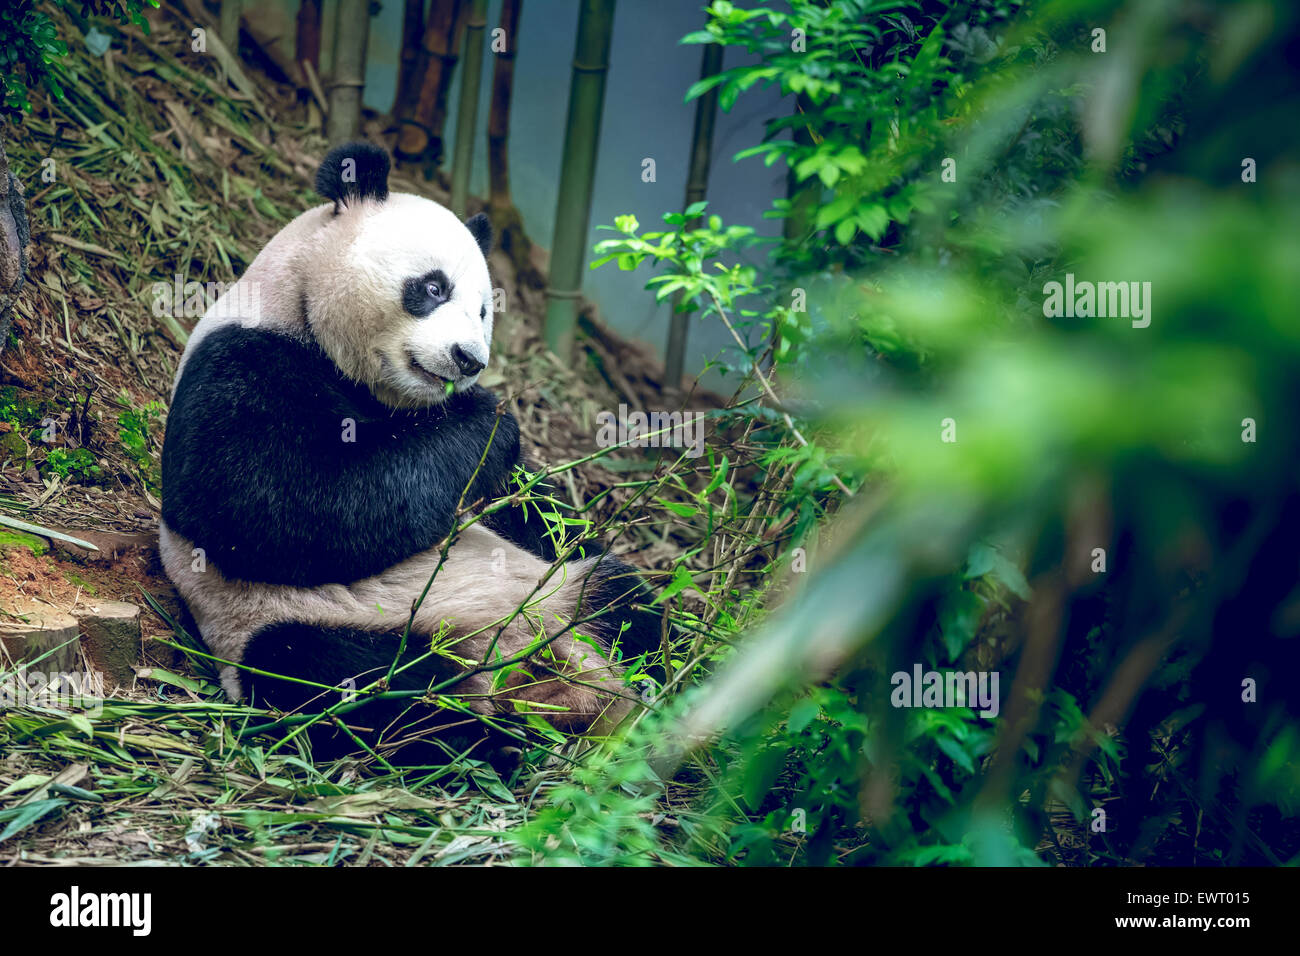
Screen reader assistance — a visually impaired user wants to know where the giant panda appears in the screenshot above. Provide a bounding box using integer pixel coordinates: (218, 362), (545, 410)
(159, 142), (658, 761)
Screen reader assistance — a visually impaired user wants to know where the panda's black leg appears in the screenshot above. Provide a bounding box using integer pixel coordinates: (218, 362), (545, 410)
(241, 622), (517, 766)
(480, 497), (560, 563)
(577, 554), (666, 669)
(479, 462), (564, 563)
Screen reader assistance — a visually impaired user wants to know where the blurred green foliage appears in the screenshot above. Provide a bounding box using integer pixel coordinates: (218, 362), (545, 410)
(562, 0), (1300, 865)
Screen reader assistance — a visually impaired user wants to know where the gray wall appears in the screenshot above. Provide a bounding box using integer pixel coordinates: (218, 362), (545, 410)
(358, 0), (788, 386)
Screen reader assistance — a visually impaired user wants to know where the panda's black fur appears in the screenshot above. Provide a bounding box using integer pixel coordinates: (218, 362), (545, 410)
(241, 620), (491, 754)
(160, 143), (660, 762)
(463, 210), (493, 259)
(315, 141), (391, 209)
(161, 324), (543, 586)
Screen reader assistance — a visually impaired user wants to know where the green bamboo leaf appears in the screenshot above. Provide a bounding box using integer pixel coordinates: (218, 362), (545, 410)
(0, 799), (67, 843)
(0, 515), (99, 551)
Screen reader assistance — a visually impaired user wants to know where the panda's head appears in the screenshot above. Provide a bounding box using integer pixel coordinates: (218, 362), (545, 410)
(306, 142), (494, 409)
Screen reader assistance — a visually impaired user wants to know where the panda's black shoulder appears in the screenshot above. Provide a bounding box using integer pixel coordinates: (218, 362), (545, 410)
(163, 323), (358, 486)
(432, 384), (523, 468)
(188, 322), (331, 381)
(168, 324), (508, 444)
(171, 325), (356, 421)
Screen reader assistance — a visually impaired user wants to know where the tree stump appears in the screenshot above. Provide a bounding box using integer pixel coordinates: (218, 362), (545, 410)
(0, 611), (81, 673)
(75, 601), (142, 688)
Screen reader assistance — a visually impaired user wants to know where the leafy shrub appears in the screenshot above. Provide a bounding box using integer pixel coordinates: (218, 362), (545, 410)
(41, 444), (99, 481)
(1, 0), (156, 113)
(116, 393), (163, 493)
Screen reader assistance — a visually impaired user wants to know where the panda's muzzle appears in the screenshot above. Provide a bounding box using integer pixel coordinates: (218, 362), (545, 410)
(450, 344), (485, 377)
(402, 350), (449, 386)
(406, 344), (484, 388)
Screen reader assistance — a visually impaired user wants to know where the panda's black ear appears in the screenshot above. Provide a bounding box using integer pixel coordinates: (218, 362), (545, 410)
(316, 142), (390, 210)
(465, 212), (492, 258)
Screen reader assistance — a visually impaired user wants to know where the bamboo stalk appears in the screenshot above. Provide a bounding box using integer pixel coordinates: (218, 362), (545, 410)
(397, 0), (467, 161)
(487, 0), (522, 213)
(0, 515), (99, 551)
(665, 38), (723, 390)
(544, 0), (617, 359)
(326, 0), (372, 145)
(783, 93), (818, 245)
(296, 0), (322, 72)
(392, 0), (426, 115)
(450, 0), (489, 217)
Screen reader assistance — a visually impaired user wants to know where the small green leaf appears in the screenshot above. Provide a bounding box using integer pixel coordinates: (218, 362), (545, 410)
(939, 589), (983, 660)
(703, 455), (730, 495)
(653, 565), (696, 605)
(0, 799), (67, 844)
(684, 72), (728, 102)
(788, 698), (820, 734)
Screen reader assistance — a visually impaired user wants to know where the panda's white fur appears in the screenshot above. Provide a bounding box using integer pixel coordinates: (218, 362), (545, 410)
(159, 143), (652, 753)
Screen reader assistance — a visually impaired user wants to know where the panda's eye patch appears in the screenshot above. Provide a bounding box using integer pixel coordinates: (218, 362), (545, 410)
(402, 269), (453, 317)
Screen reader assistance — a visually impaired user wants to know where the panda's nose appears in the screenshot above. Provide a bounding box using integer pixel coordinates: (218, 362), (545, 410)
(450, 344), (485, 377)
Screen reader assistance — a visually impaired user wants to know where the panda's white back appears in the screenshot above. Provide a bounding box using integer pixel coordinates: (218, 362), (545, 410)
(173, 202), (333, 391)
